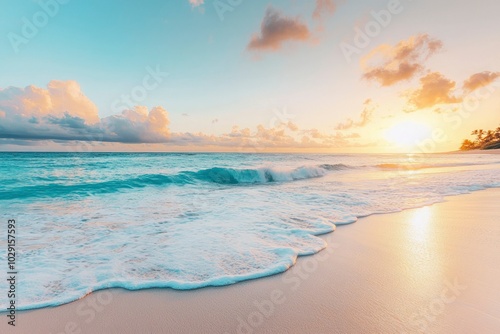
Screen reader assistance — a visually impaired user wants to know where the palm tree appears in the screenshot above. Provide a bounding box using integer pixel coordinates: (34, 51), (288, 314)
(471, 129), (484, 146)
(461, 125), (500, 150)
(477, 129), (485, 141)
(484, 130), (495, 145)
(460, 139), (475, 151)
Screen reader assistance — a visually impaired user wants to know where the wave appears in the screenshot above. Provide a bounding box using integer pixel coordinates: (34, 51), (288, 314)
(188, 166), (330, 184)
(318, 163), (353, 171)
(4, 160), (497, 200)
(1, 153), (500, 312)
(0, 165), (349, 200)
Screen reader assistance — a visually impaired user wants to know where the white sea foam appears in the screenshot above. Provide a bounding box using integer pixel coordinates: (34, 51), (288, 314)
(0, 152), (499, 310)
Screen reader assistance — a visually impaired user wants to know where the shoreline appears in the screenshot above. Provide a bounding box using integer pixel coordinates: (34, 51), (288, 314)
(2, 149), (500, 154)
(3, 188), (500, 333)
(445, 148), (500, 154)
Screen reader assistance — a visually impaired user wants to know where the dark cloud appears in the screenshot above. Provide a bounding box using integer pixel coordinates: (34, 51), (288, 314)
(248, 7), (310, 52)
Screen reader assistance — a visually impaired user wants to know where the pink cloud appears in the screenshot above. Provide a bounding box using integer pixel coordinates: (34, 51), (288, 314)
(0, 81), (368, 150)
(313, 0), (337, 20)
(0, 81), (170, 143)
(188, 0), (204, 7)
(463, 71), (500, 92)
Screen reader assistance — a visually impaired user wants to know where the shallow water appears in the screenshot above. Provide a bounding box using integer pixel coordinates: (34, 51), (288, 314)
(0, 152), (499, 310)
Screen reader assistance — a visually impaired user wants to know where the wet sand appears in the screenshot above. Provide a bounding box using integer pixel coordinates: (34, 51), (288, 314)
(3, 189), (500, 334)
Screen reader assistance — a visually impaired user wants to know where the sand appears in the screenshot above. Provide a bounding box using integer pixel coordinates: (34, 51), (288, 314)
(3, 189), (500, 334)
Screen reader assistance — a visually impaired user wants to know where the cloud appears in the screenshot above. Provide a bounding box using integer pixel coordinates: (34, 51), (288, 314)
(407, 72), (461, 109)
(170, 124), (360, 150)
(286, 121), (299, 131)
(188, 0), (204, 7)
(0, 81), (171, 143)
(335, 99), (374, 130)
(0, 81), (370, 151)
(463, 71), (500, 92)
(100, 106), (170, 143)
(248, 7), (310, 52)
(0, 80), (100, 124)
(313, 0), (336, 20)
(362, 34), (443, 86)
(164, 118), (364, 150)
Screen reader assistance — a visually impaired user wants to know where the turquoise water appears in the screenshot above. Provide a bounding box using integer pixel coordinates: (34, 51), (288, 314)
(0, 152), (499, 310)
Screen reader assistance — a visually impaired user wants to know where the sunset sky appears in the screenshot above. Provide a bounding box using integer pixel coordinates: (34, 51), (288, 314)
(0, 0), (499, 153)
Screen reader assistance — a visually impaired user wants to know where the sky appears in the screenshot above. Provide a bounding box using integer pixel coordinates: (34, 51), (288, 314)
(0, 0), (499, 153)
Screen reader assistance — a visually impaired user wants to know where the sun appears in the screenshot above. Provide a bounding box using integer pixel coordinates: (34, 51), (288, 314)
(385, 121), (432, 149)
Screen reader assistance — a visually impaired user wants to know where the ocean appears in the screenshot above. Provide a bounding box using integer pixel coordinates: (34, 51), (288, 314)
(1, 152), (499, 311)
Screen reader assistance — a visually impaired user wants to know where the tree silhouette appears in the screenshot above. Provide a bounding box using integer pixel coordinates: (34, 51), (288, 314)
(460, 139), (475, 151)
(460, 124), (500, 150)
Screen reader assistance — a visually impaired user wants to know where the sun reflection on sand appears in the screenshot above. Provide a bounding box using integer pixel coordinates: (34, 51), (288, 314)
(409, 206), (432, 243)
(401, 205), (444, 293)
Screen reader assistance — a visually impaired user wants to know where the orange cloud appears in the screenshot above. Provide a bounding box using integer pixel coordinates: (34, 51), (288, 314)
(463, 71), (500, 93)
(0, 80), (99, 124)
(362, 34), (443, 86)
(336, 99), (374, 130)
(169, 121), (363, 150)
(408, 72), (461, 110)
(313, 0), (336, 20)
(248, 7), (310, 52)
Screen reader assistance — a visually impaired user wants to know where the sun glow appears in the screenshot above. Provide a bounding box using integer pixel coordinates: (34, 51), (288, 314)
(385, 121), (432, 149)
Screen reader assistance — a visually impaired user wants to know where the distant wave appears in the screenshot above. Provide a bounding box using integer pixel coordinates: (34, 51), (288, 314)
(318, 163), (353, 171)
(0, 164), (352, 200)
(375, 161), (500, 170)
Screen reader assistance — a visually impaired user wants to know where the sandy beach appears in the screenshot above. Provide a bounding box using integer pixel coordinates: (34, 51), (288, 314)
(3, 188), (499, 334)
(2, 0), (500, 332)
